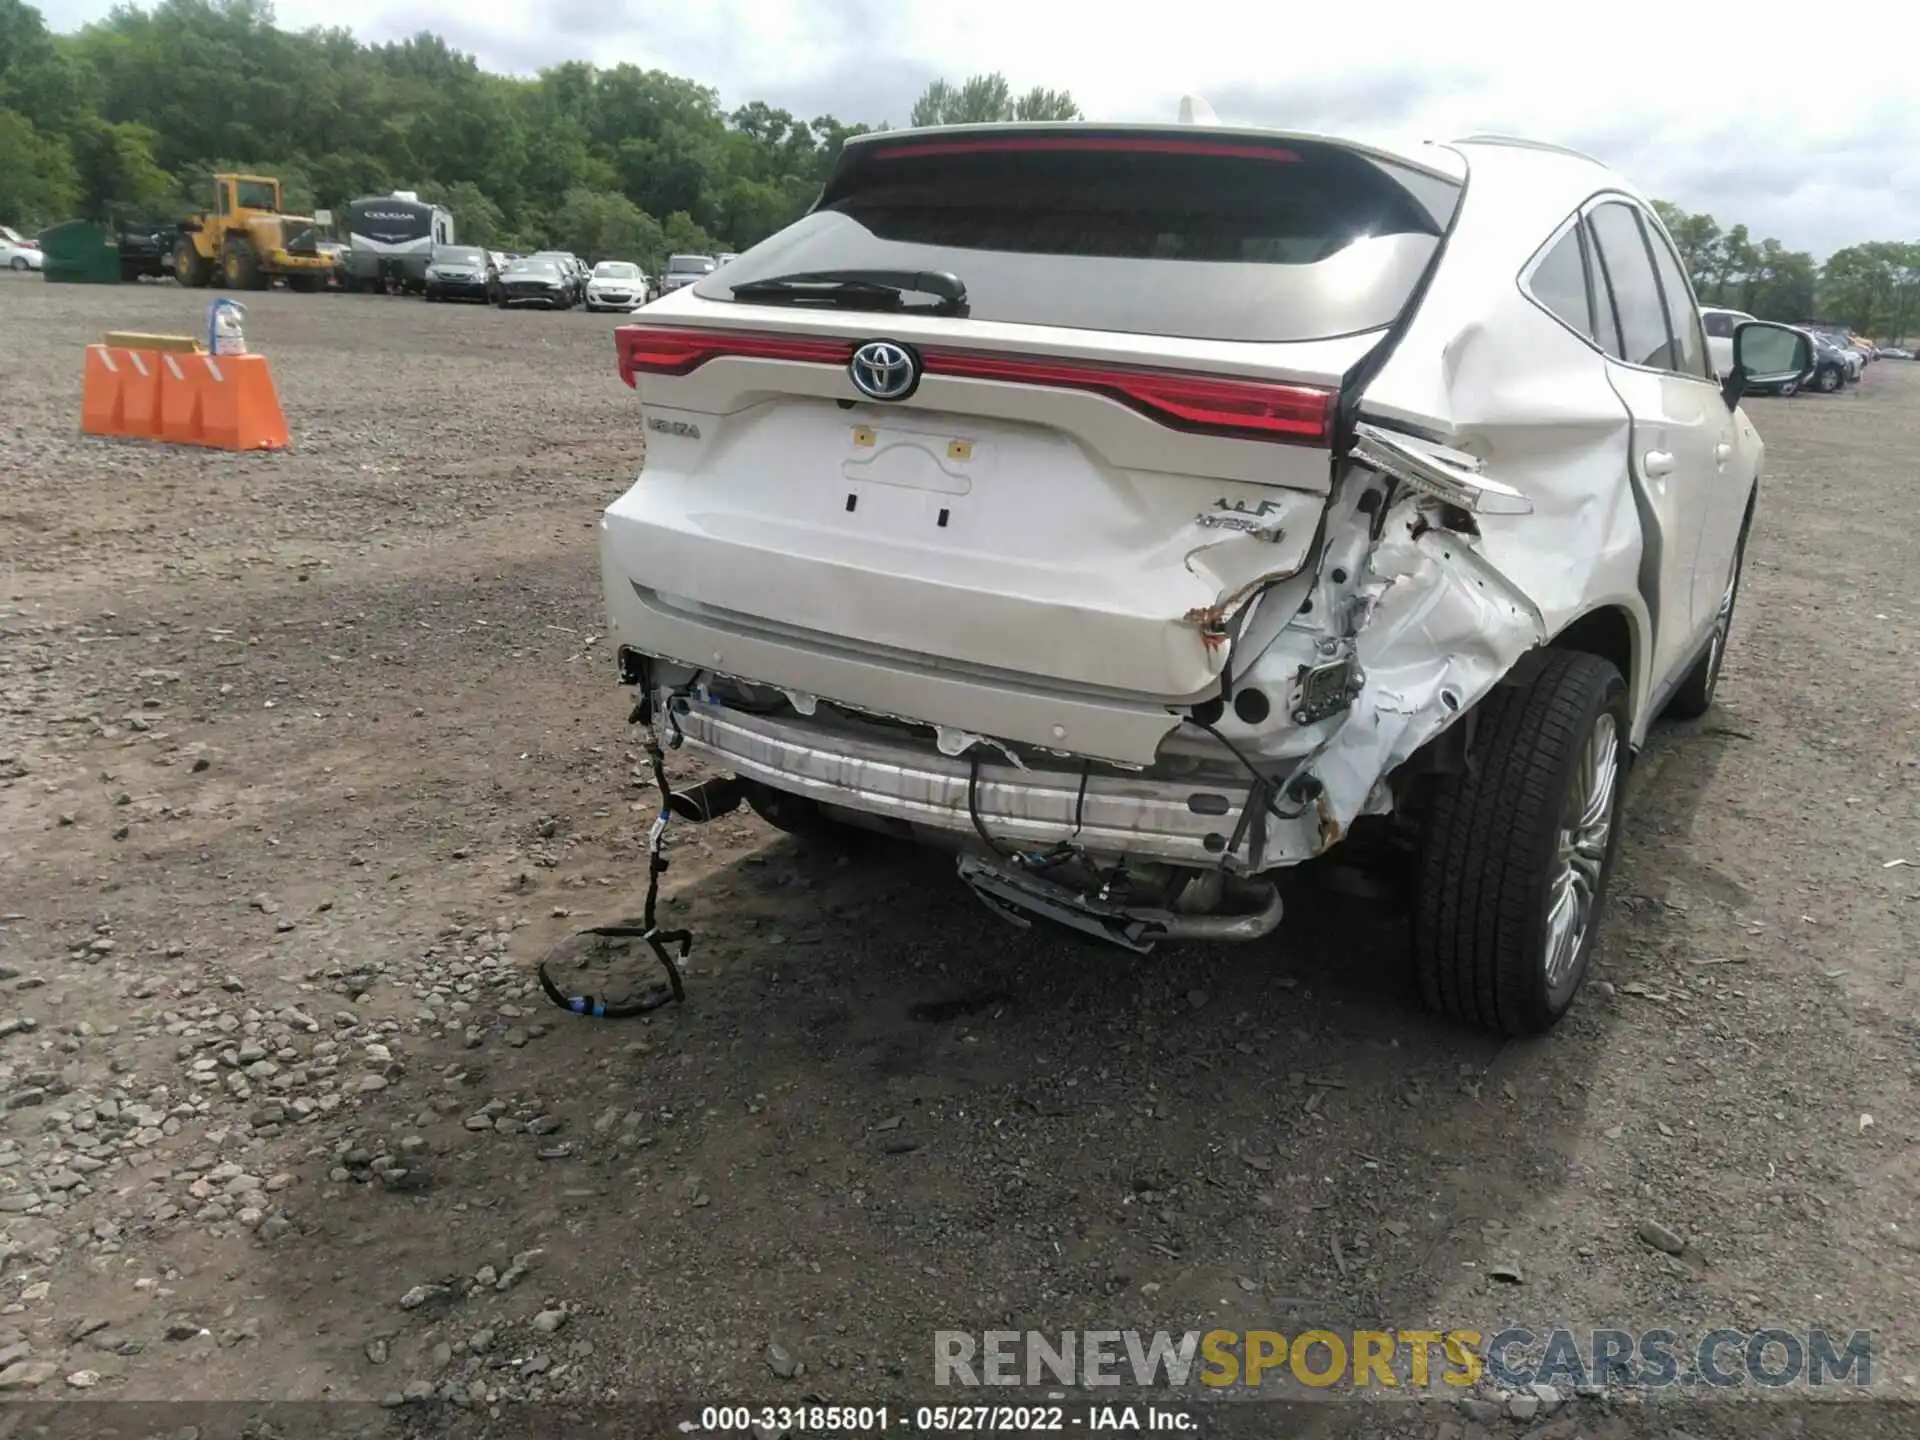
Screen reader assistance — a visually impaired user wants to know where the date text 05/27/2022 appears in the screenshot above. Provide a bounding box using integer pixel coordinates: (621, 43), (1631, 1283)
(696, 1403), (1196, 1432)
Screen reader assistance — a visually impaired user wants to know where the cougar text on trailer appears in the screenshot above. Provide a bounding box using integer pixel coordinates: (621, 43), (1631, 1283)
(344, 191), (453, 295)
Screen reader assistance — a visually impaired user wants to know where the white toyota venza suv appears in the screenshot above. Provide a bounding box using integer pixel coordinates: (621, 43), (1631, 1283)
(598, 124), (1810, 1036)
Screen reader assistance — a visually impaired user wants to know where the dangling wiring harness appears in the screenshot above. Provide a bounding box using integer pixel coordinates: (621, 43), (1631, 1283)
(534, 699), (694, 1020)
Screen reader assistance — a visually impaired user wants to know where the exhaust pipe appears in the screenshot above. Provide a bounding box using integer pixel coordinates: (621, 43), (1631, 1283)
(957, 855), (1284, 953)
(666, 775), (745, 824)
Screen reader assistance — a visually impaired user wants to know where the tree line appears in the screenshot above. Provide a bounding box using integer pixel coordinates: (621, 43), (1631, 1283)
(0, 0), (1089, 269)
(1652, 201), (1918, 340)
(1, 0), (1910, 335)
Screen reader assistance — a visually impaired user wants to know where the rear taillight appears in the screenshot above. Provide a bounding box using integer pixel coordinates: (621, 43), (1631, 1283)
(612, 325), (1334, 445)
(920, 349), (1334, 445)
(615, 325), (855, 387)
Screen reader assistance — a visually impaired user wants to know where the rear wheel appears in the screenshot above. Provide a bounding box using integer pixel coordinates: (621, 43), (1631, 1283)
(1412, 650), (1629, 1036)
(1663, 530), (1746, 721)
(9, 257), (26, 272)
(1816, 365), (1841, 393)
(1775, 377), (1798, 397)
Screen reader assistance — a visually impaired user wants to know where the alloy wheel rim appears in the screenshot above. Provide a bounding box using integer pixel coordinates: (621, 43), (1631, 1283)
(1704, 552), (1740, 688)
(1544, 712), (1619, 991)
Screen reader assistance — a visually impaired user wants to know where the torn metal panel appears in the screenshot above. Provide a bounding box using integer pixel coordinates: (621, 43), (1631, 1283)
(1312, 495), (1547, 828)
(1352, 423), (1533, 514)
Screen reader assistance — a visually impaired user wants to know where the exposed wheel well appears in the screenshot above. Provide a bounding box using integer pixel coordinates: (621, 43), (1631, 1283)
(1550, 605), (1636, 699)
(1380, 605), (1638, 858)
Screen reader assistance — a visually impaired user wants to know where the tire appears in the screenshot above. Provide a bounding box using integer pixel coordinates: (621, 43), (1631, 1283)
(222, 238), (262, 291)
(9, 257), (26, 272)
(1816, 365), (1841, 393)
(1412, 650), (1630, 1036)
(1663, 528), (1747, 722)
(174, 238), (212, 288)
(1775, 377), (1798, 397)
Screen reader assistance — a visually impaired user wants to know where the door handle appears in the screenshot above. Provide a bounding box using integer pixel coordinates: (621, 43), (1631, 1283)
(1714, 442), (1732, 466)
(1643, 450), (1675, 478)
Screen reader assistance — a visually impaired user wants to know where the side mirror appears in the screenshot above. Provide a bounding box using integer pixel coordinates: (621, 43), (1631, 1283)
(1721, 321), (1814, 410)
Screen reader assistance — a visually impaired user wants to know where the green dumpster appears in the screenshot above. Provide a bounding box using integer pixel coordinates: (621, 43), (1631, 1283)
(37, 220), (122, 283)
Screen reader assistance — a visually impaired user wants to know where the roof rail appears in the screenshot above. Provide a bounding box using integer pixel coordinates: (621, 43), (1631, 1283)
(1454, 134), (1605, 166)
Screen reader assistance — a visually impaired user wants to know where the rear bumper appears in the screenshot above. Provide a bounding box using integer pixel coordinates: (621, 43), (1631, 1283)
(662, 697), (1325, 870)
(603, 564), (1186, 767)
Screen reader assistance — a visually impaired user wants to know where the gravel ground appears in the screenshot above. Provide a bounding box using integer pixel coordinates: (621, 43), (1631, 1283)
(1, 275), (1918, 1439)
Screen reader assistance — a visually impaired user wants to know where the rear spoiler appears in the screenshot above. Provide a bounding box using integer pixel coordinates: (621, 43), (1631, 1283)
(818, 124), (1464, 229)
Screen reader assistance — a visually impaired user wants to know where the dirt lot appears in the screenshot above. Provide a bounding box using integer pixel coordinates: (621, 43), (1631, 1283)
(1, 276), (1918, 1439)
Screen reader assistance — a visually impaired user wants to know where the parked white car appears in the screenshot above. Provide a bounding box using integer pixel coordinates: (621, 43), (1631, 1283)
(586, 261), (647, 311)
(1700, 306), (1758, 379)
(599, 124), (1809, 1036)
(1, 225), (43, 271)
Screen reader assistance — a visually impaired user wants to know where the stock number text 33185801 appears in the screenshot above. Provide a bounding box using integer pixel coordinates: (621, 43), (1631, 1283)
(699, 1405), (1086, 1432)
(701, 1407), (892, 1433)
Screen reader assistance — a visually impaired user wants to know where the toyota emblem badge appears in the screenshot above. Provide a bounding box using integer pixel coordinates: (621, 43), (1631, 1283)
(849, 340), (919, 401)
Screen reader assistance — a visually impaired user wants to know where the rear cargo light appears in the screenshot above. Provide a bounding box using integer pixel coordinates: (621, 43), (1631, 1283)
(919, 349), (1335, 445)
(615, 325), (855, 386)
(869, 137), (1300, 163)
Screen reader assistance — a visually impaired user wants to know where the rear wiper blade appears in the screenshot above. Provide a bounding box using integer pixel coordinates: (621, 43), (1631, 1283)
(728, 269), (968, 315)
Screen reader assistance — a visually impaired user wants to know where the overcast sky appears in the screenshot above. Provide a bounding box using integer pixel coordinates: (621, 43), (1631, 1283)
(41, 0), (1918, 258)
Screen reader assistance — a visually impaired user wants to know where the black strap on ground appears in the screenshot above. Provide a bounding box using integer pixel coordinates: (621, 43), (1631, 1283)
(535, 724), (693, 1019)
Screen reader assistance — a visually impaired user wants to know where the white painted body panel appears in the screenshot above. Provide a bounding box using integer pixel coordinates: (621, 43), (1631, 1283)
(598, 130), (1764, 868)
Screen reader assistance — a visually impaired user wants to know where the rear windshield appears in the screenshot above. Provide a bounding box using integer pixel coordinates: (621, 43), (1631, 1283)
(507, 260), (557, 275)
(669, 254), (715, 274)
(595, 262), (640, 278)
(434, 247), (484, 264)
(695, 132), (1460, 342)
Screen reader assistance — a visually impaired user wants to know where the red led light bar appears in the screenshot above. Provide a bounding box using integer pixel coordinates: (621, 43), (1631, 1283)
(615, 325), (856, 386)
(867, 136), (1301, 163)
(613, 326), (1334, 444)
(919, 348), (1334, 445)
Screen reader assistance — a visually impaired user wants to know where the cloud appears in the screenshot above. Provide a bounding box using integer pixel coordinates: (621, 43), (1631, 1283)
(1205, 65), (1493, 132)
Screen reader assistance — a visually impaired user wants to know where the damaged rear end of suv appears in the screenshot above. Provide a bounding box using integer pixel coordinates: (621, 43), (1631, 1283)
(598, 124), (1776, 1036)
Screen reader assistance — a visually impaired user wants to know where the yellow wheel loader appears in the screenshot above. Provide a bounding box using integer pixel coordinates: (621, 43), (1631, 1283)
(173, 174), (335, 293)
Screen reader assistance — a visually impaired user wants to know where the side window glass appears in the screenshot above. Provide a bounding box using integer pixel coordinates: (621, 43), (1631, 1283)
(1644, 218), (1712, 379)
(1526, 225), (1594, 341)
(1581, 219), (1625, 359)
(1702, 311), (1733, 339)
(1588, 202), (1674, 370)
